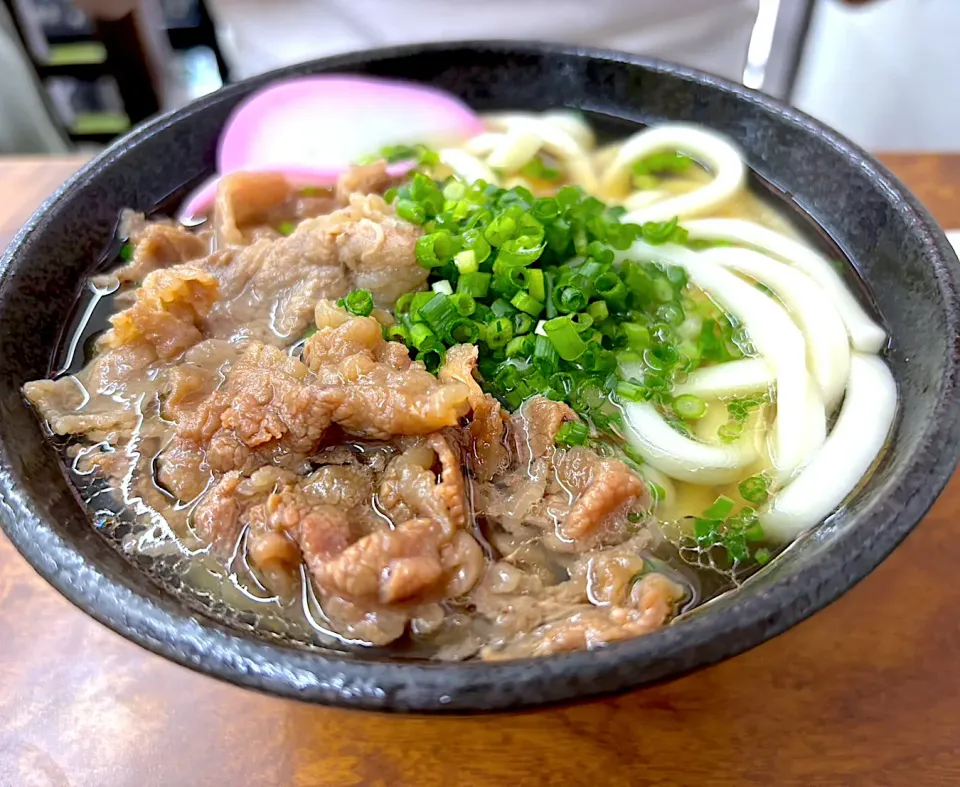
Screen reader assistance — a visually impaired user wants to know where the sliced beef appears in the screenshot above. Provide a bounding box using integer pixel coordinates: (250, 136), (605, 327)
(305, 302), (472, 439)
(378, 434), (467, 531)
(439, 344), (509, 481)
(102, 265), (219, 360)
(159, 342), (334, 498)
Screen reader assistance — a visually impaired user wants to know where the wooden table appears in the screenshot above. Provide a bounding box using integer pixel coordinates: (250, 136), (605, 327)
(1, 154), (959, 787)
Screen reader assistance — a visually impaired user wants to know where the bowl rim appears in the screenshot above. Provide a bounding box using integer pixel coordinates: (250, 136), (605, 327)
(3, 39), (960, 713)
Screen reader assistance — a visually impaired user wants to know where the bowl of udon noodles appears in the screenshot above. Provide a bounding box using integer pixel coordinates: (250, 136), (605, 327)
(2, 42), (959, 712)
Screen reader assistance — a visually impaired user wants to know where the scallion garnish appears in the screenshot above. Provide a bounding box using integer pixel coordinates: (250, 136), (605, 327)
(555, 420), (590, 447)
(341, 288), (374, 317)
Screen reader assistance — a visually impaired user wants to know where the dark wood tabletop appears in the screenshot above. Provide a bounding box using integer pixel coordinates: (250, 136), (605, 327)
(1, 154), (959, 787)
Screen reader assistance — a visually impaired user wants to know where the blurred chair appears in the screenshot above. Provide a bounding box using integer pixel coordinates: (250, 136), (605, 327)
(0, 3), (69, 153)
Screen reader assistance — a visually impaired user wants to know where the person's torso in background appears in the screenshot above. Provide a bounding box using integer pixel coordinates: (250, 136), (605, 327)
(210, 0), (760, 83)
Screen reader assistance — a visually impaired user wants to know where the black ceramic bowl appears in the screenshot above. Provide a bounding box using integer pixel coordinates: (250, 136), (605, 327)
(2, 42), (959, 713)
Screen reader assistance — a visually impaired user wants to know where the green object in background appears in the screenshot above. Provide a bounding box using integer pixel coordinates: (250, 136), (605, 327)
(47, 43), (107, 66)
(71, 112), (131, 136)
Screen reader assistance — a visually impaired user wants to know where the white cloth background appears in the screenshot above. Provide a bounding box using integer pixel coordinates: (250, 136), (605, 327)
(208, 0), (760, 83)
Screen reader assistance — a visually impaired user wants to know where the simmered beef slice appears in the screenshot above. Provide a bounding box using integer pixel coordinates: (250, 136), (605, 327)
(477, 543), (686, 659)
(103, 265), (219, 360)
(108, 214), (209, 284)
(159, 342), (334, 500)
(303, 301), (472, 439)
(439, 344), (509, 481)
(205, 190), (426, 340)
(378, 434), (467, 531)
(161, 305), (473, 500)
(476, 400), (651, 552)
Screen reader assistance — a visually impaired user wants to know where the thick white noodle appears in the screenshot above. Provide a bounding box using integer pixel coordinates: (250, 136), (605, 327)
(541, 110), (596, 150)
(475, 113), (597, 191)
(624, 241), (825, 481)
(623, 190), (669, 211)
(761, 353), (897, 541)
(674, 358), (774, 399)
(622, 400), (759, 484)
(532, 122), (597, 192)
(603, 125), (746, 224)
(463, 132), (505, 157)
(683, 218), (887, 353)
(486, 127), (543, 171)
(438, 148), (499, 184)
(701, 246), (851, 412)
(800, 375), (828, 463)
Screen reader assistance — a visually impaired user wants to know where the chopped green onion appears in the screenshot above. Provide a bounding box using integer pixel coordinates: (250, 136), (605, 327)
(520, 155), (561, 181)
(396, 199), (426, 225)
(486, 317), (514, 349)
(395, 292), (415, 315)
(494, 362), (521, 390)
(448, 318), (481, 344)
(432, 280), (453, 295)
(595, 272), (627, 306)
(419, 294), (458, 336)
(525, 268), (546, 302)
(648, 482), (666, 502)
(672, 393), (706, 420)
(277, 221), (295, 236)
(738, 473), (770, 505)
(498, 236), (545, 267)
(586, 300), (609, 323)
(555, 420), (590, 447)
(505, 334), (534, 358)
(634, 174), (659, 191)
(408, 291), (435, 322)
(532, 334), (559, 375)
(490, 298), (517, 318)
(450, 292), (476, 317)
(384, 324), (407, 343)
(571, 312), (594, 333)
(553, 285), (588, 314)
(512, 312), (535, 335)
(415, 231), (459, 268)
(657, 302), (685, 326)
(417, 346), (445, 372)
(484, 213), (517, 246)
(342, 289), (374, 317)
(718, 422), (743, 442)
(623, 323), (651, 350)
(703, 495), (736, 520)
(119, 243), (133, 261)
(443, 180), (466, 201)
(361, 143), (439, 166)
(454, 250), (479, 274)
(550, 372), (576, 398)
(632, 151), (694, 177)
(543, 316), (587, 361)
(457, 272), (491, 298)
(533, 197), (560, 220)
(408, 323), (438, 350)
(616, 380), (646, 402)
(511, 291), (544, 317)
(460, 228), (491, 265)
(642, 217), (688, 245)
